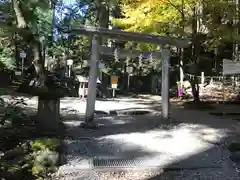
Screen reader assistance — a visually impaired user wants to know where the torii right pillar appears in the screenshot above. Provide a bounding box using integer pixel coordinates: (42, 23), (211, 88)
(161, 46), (170, 121)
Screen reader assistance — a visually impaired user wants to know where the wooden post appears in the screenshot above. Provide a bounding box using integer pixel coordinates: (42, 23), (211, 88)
(111, 75), (118, 99)
(112, 89), (115, 99)
(222, 76), (225, 103)
(20, 51), (26, 76)
(21, 57), (24, 76)
(161, 46), (170, 121)
(127, 75), (130, 90)
(200, 72), (204, 94)
(201, 72), (204, 85)
(83, 82), (86, 98)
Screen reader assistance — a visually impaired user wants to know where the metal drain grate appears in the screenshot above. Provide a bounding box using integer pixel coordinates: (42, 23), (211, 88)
(93, 158), (145, 168)
(92, 157), (222, 170)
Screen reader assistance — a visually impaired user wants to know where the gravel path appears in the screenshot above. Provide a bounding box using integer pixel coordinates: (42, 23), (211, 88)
(1, 93), (239, 180)
(97, 168), (239, 180)
(57, 111), (240, 180)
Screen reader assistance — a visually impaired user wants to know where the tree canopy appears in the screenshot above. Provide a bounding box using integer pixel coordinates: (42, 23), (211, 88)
(0, 0), (239, 94)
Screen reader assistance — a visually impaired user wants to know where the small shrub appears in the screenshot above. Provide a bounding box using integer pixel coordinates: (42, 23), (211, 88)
(31, 138), (60, 179)
(0, 97), (61, 179)
(31, 138), (60, 151)
(0, 97), (29, 127)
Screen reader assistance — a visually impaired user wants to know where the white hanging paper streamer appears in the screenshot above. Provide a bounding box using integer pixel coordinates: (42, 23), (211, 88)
(114, 48), (119, 62)
(126, 56), (130, 66)
(148, 53), (153, 64)
(138, 53), (143, 68)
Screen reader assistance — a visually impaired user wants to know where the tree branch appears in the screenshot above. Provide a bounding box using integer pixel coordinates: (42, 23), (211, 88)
(160, 0), (183, 15)
(11, 0), (26, 28)
(11, 0), (46, 83)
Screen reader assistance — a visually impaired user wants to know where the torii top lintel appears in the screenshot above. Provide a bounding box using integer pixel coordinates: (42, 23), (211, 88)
(64, 26), (189, 48)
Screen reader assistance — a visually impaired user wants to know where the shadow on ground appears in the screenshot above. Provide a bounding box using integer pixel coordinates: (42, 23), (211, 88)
(62, 113), (176, 139)
(1, 86), (240, 179)
(60, 105), (240, 179)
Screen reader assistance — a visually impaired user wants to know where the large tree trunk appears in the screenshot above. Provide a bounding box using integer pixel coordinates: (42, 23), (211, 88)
(12, 0), (45, 79)
(191, 6), (200, 102)
(12, 0), (60, 132)
(214, 46), (221, 74)
(32, 39), (60, 133)
(190, 77), (200, 102)
(31, 40), (46, 84)
(93, 4), (110, 97)
(179, 0), (185, 87)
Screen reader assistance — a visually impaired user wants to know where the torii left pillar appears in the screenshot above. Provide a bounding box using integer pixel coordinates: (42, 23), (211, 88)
(80, 35), (100, 129)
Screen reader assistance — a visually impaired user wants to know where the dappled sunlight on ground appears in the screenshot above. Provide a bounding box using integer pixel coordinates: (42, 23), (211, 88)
(95, 122), (229, 168)
(7, 96), (158, 114)
(1, 89), (239, 179)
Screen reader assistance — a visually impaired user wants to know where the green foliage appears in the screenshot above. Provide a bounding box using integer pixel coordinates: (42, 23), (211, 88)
(0, 0), (237, 76)
(0, 97), (29, 126)
(0, 0), (53, 71)
(0, 0), (238, 91)
(0, 1), (65, 177)
(113, 0), (188, 36)
(0, 55), (15, 70)
(0, 94), (61, 179)
(35, 7), (53, 43)
(31, 138), (60, 151)
(0, 36), (15, 70)
(31, 138), (60, 179)
(32, 150), (59, 178)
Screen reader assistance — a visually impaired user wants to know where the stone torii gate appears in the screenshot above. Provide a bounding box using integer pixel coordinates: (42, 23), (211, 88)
(63, 26), (188, 128)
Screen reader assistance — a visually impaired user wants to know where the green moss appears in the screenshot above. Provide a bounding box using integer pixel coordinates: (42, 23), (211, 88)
(32, 165), (46, 176)
(0, 98), (62, 179)
(0, 137), (61, 179)
(30, 138), (61, 178)
(31, 138), (60, 151)
(7, 165), (21, 173)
